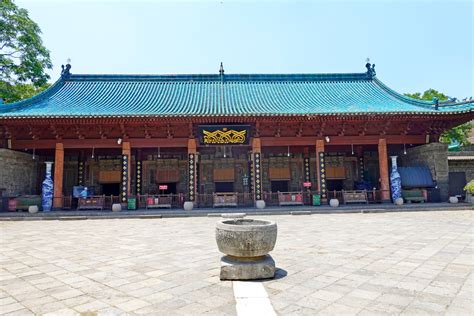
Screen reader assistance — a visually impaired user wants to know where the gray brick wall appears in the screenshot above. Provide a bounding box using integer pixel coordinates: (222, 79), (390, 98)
(0, 149), (39, 196)
(400, 143), (449, 201)
(448, 159), (474, 186)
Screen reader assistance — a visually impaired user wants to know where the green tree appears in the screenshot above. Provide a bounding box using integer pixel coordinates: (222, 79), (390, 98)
(440, 123), (472, 147)
(1, 0), (52, 103)
(404, 88), (449, 101)
(405, 89), (472, 147)
(1, 82), (50, 103)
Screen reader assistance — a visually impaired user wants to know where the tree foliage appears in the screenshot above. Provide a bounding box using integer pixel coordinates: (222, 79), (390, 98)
(405, 89), (472, 147)
(1, 82), (50, 103)
(404, 88), (449, 102)
(0, 0), (52, 103)
(439, 123), (472, 147)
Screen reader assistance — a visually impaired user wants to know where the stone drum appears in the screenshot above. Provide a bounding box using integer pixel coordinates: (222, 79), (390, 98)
(215, 219), (277, 280)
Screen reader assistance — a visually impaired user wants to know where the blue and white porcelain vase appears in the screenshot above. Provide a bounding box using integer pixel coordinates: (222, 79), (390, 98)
(42, 162), (54, 212)
(390, 156), (402, 202)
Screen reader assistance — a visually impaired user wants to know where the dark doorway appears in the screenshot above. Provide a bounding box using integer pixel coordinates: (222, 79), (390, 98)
(327, 180), (344, 191)
(215, 182), (234, 192)
(449, 172), (467, 197)
(271, 181), (289, 192)
(157, 182), (177, 194)
(102, 183), (120, 196)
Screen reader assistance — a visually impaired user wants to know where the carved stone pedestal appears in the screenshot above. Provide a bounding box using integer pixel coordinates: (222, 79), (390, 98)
(220, 255), (275, 280)
(216, 219), (278, 281)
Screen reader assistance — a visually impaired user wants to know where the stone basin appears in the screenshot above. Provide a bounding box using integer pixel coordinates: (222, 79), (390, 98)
(215, 219), (277, 258)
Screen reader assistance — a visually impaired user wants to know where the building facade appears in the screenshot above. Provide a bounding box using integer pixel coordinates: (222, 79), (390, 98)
(1, 63), (473, 209)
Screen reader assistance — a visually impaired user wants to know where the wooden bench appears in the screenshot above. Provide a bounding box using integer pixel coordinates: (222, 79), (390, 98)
(278, 192), (303, 206)
(342, 190), (368, 204)
(146, 196), (172, 209)
(78, 196), (105, 210)
(14, 195), (42, 211)
(213, 193), (238, 207)
(402, 190), (425, 203)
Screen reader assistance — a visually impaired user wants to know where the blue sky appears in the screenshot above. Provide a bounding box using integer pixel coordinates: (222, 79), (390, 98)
(17, 0), (473, 99)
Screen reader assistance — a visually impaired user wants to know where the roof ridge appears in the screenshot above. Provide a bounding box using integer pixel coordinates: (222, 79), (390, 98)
(67, 72), (371, 82)
(439, 100), (474, 107)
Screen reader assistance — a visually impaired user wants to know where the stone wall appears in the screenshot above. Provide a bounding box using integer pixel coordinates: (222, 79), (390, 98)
(400, 142), (449, 201)
(0, 149), (39, 196)
(449, 161), (474, 183)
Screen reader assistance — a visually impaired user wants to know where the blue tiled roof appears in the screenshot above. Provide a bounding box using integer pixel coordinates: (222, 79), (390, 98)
(1, 72), (473, 118)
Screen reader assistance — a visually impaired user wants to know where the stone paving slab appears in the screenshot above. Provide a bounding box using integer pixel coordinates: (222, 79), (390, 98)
(0, 210), (472, 315)
(263, 210), (473, 315)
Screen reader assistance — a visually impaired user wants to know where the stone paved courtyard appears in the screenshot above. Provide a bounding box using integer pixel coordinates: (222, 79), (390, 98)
(0, 210), (472, 315)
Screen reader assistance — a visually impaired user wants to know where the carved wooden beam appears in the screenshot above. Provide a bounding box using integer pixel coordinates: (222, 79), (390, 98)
(74, 125), (85, 139)
(255, 121), (261, 137)
(27, 125), (39, 140)
(166, 124), (173, 139)
(338, 121), (347, 136)
(274, 123), (281, 137)
(188, 122), (194, 138)
(49, 125), (63, 140)
(144, 124), (151, 139)
(402, 121), (412, 135)
(358, 120), (369, 136)
(316, 121), (326, 137)
(296, 123), (303, 137)
(119, 123), (129, 138)
(3, 126), (11, 139)
(380, 121), (391, 136)
(98, 125), (108, 139)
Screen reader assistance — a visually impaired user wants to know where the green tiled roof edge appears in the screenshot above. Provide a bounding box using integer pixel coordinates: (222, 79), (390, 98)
(1, 78), (65, 113)
(372, 78), (435, 108)
(1, 72), (473, 118)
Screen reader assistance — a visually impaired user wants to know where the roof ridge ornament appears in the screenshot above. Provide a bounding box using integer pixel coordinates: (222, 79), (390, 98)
(433, 97), (439, 110)
(219, 62), (225, 76)
(61, 58), (72, 79)
(365, 58), (376, 78)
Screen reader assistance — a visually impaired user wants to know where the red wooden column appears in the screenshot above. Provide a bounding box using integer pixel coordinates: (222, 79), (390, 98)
(121, 142), (131, 203)
(53, 143), (64, 208)
(315, 139), (327, 203)
(251, 138), (263, 202)
(378, 138), (390, 202)
(187, 139), (198, 202)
